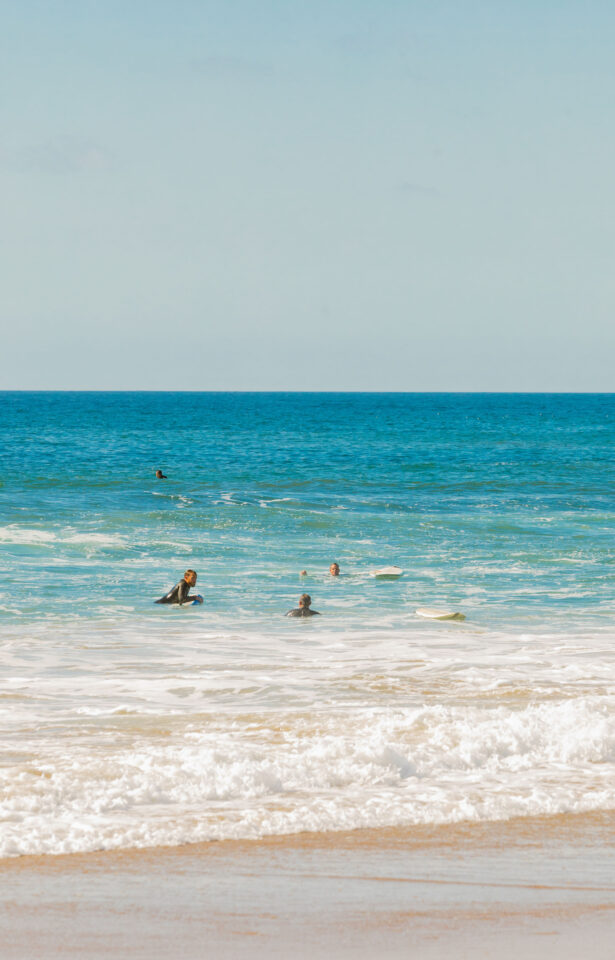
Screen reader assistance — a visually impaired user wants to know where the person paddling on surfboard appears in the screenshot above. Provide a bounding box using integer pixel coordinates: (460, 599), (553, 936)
(155, 569), (203, 605)
(286, 594), (320, 617)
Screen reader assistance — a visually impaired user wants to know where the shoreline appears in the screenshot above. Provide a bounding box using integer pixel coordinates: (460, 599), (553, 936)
(2, 811), (615, 958)
(3, 807), (615, 868)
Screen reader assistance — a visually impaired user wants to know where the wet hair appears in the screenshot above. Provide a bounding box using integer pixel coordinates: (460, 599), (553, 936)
(184, 569), (197, 579)
(299, 593), (312, 606)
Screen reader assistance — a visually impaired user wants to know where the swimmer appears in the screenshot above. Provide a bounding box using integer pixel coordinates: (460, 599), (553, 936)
(155, 569), (203, 605)
(286, 593), (320, 617)
(155, 469), (168, 479)
(300, 570), (308, 576)
(329, 562), (340, 576)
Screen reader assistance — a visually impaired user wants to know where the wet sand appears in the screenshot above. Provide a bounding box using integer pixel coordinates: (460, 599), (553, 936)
(2, 811), (615, 959)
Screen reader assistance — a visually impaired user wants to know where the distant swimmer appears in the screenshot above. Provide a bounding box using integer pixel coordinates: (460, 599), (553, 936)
(155, 569), (203, 605)
(300, 570), (308, 576)
(155, 470), (168, 479)
(286, 594), (320, 617)
(329, 562), (340, 576)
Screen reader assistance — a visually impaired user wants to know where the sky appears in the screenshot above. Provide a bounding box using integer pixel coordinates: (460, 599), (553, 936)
(1, 0), (614, 390)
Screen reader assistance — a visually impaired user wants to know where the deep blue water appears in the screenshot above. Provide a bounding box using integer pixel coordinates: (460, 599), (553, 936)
(0, 392), (613, 631)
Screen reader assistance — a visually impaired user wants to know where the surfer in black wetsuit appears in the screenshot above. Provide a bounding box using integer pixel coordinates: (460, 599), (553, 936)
(155, 569), (203, 605)
(286, 594), (320, 617)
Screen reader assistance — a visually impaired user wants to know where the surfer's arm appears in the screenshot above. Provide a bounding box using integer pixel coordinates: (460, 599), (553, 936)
(177, 581), (193, 604)
(176, 581), (203, 604)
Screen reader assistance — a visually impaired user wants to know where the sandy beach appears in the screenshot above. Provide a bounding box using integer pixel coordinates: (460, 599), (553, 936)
(2, 811), (614, 959)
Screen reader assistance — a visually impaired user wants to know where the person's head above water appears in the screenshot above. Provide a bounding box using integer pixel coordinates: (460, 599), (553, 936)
(155, 469), (167, 479)
(155, 569), (201, 604)
(329, 562), (340, 576)
(286, 593), (320, 617)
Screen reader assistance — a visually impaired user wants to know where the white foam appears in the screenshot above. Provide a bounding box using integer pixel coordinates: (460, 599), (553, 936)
(0, 526), (125, 548)
(64, 532), (126, 546)
(0, 526), (56, 545)
(2, 610), (615, 858)
(2, 698), (615, 857)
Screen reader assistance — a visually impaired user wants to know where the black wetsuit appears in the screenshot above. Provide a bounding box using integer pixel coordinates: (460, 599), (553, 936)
(155, 580), (197, 605)
(286, 607), (320, 617)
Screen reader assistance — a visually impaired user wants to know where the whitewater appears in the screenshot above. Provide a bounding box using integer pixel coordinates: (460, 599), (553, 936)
(0, 392), (613, 856)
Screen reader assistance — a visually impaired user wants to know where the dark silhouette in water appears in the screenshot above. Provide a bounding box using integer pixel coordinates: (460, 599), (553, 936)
(155, 570), (203, 605)
(286, 594), (320, 617)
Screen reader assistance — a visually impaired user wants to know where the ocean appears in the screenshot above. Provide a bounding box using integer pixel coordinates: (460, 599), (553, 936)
(0, 392), (613, 857)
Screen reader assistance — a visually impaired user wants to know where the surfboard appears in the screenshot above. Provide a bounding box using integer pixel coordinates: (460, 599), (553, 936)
(416, 608), (465, 621)
(370, 566), (404, 578)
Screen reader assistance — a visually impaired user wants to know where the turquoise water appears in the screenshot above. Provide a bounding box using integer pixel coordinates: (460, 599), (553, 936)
(1, 392), (612, 628)
(0, 392), (614, 856)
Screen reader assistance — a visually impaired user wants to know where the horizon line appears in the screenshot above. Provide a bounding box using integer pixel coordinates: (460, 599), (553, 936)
(0, 389), (613, 396)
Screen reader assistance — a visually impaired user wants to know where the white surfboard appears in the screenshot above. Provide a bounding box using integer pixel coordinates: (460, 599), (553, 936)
(370, 566), (404, 578)
(416, 608), (465, 621)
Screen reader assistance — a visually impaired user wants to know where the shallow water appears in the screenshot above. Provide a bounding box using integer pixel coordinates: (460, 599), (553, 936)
(0, 392), (613, 855)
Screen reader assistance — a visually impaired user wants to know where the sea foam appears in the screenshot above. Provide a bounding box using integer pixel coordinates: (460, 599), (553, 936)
(1, 697), (614, 857)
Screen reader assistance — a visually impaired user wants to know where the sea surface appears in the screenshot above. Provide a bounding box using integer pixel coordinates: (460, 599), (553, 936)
(0, 392), (613, 857)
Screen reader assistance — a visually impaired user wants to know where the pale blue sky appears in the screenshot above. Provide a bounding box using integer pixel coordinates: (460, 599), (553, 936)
(1, 1), (614, 389)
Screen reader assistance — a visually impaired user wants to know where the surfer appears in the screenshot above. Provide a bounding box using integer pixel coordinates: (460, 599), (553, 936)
(286, 594), (320, 617)
(329, 562), (340, 576)
(155, 570), (203, 605)
(155, 469), (167, 479)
